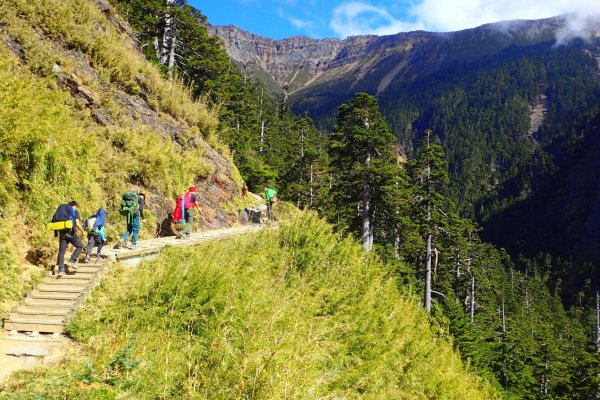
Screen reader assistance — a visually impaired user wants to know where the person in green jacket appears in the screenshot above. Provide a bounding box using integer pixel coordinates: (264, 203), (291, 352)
(264, 184), (277, 223)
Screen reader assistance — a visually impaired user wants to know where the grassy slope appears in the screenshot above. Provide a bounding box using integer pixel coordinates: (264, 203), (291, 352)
(0, 0), (243, 314)
(1, 212), (499, 399)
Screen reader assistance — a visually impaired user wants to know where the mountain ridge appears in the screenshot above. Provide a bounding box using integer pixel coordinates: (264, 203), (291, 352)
(208, 15), (573, 100)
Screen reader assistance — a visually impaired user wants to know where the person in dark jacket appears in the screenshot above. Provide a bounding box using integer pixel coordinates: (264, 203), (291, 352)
(54, 201), (84, 277)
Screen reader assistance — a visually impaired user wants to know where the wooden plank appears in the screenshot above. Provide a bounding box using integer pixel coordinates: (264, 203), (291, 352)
(24, 298), (76, 307)
(15, 305), (73, 315)
(68, 266), (101, 273)
(36, 284), (87, 293)
(30, 291), (81, 300)
(4, 321), (65, 334)
(42, 278), (91, 286)
(8, 313), (66, 323)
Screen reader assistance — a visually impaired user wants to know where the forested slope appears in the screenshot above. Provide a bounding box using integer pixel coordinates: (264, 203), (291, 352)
(109, 2), (600, 398)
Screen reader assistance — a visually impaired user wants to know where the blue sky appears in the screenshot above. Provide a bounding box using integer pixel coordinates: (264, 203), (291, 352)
(190, 0), (600, 40)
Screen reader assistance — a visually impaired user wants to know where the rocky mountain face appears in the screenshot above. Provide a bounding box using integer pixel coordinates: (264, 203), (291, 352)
(209, 16), (573, 104)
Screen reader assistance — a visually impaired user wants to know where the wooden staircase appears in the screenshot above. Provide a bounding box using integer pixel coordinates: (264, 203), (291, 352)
(3, 262), (110, 335)
(3, 224), (263, 336)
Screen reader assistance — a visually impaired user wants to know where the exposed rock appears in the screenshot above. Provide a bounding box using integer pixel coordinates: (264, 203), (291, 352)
(91, 107), (114, 126)
(3, 37), (25, 62)
(56, 76), (96, 106)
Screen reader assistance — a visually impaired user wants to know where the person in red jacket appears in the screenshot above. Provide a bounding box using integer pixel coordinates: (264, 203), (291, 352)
(180, 186), (199, 238)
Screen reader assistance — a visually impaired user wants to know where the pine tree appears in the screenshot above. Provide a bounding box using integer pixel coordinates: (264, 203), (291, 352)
(328, 93), (399, 251)
(407, 130), (450, 311)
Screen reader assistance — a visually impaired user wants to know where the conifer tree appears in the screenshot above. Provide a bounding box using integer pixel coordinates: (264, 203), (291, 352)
(329, 93), (398, 251)
(407, 130), (450, 311)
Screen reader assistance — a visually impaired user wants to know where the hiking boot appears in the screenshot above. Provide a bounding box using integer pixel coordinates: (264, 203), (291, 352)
(130, 244), (137, 250)
(65, 260), (78, 270)
(84, 256), (91, 264)
(114, 239), (125, 249)
(57, 268), (66, 278)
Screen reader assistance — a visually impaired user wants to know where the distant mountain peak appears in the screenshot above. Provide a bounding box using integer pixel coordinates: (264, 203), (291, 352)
(209, 16), (574, 101)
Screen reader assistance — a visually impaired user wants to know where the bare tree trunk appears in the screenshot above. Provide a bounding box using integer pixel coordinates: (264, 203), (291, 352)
(470, 274), (475, 323)
(297, 169), (303, 208)
(309, 163), (314, 206)
(153, 36), (160, 60)
(424, 130), (432, 312)
(260, 120), (265, 154)
(501, 299), (506, 341)
(362, 152), (372, 252)
(161, 0), (176, 65)
(425, 202), (432, 312)
(167, 28), (176, 81)
(300, 126), (305, 158)
(455, 249), (461, 302)
(394, 235), (400, 259)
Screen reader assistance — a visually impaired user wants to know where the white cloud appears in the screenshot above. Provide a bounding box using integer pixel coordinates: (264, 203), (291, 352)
(329, 0), (600, 39)
(330, 2), (423, 37)
(411, 0), (600, 32)
(289, 16), (312, 29)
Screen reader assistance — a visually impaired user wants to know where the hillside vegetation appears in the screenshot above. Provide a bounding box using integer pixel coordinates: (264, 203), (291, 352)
(0, 0), (244, 314)
(0, 212), (499, 399)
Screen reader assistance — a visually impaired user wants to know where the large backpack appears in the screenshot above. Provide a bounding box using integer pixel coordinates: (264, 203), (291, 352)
(172, 196), (186, 223)
(83, 216), (97, 235)
(83, 207), (107, 235)
(119, 191), (139, 223)
(47, 204), (75, 231)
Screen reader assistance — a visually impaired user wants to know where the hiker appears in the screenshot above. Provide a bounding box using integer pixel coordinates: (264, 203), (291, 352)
(83, 207), (107, 264)
(179, 186), (199, 239)
(118, 191), (145, 250)
(50, 201), (84, 277)
(264, 184), (278, 223)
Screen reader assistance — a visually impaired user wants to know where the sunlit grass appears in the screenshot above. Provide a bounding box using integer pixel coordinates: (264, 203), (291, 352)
(1, 212), (499, 399)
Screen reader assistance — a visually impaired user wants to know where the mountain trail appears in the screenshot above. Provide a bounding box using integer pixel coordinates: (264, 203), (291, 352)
(0, 223), (264, 385)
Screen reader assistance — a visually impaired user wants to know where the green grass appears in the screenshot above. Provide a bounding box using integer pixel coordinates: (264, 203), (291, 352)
(0, 212), (499, 399)
(0, 0), (244, 314)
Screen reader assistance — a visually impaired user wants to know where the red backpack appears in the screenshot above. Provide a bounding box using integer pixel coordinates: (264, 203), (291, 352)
(172, 196), (185, 222)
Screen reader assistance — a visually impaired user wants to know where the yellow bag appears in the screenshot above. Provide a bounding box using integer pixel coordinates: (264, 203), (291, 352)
(46, 220), (73, 231)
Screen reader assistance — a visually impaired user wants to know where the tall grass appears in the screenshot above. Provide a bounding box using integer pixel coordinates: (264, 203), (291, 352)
(1, 212), (499, 399)
(0, 0), (241, 314)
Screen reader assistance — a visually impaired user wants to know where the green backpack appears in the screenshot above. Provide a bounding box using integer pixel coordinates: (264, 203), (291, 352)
(119, 191), (139, 223)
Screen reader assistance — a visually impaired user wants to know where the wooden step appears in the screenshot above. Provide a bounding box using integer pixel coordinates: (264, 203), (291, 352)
(67, 266), (102, 273)
(4, 317), (65, 334)
(29, 290), (82, 301)
(36, 284), (87, 293)
(15, 305), (73, 315)
(24, 298), (77, 308)
(42, 277), (91, 286)
(8, 313), (66, 323)
(60, 272), (96, 280)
